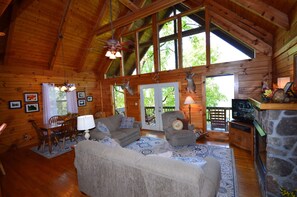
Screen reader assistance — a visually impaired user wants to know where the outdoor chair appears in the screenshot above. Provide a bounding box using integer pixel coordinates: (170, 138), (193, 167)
(209, 108), (228, 131)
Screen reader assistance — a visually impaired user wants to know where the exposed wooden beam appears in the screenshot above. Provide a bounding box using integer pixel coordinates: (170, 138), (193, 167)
(229, 0), (289, 30)
(119, 0), (139, 12)
(0, 0), (12, 16)
(95, 0), (186, 36)
(48, 0), (72, 70)
(77, 0), (108, 72)
(206, 0), (273, 46)
(209, 10), (272, 56)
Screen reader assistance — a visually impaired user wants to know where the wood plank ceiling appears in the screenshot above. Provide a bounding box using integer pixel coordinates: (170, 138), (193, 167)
(0, 0), (296, 76)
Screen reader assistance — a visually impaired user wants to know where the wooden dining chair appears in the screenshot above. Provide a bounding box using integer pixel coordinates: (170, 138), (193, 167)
(28, 120), (60, 152)
(0, 123), (7, 175)
(59, 117), (78, 149)
(48, 115), (64, 125)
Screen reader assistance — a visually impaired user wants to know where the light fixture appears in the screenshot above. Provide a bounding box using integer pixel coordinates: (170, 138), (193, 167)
(77, 115), (95, 140)
(60, 83), (76, 92)
(59, 33), (76, 92)
(277, 77), (290, 88)
(184, 96), (195, 123)
(105, 0), (122, 60)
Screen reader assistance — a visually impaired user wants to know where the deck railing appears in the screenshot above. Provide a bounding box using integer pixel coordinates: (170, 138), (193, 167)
(144, 106), (175, 124)
(206, 106), (232, 122)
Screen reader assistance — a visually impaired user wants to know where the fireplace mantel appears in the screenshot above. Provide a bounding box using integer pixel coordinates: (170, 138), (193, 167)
(249, 98), (297, 110)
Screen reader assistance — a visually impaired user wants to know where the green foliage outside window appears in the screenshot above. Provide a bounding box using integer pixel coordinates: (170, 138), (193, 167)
(205, 78), (228, 107)
(55, 89), (67, 115)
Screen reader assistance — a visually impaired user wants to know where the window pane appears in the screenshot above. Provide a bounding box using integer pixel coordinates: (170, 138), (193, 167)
(113, 85), (125, 115)
(159, 18), (178, 71)
(160, 40), (176, 71)
(182, 11), (206, 67)
(183, 32), (206, 67)
(210, 32), (251, 64)
(55, 89), (67, 115)
(159, 20), (176, 38)
(122, 34), (136, 76)
(106, 58), (121, 78)
(138, 27), (154, 74)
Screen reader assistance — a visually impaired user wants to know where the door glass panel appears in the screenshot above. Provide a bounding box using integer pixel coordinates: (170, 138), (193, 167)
(143, 88), (156, 126)
(161, 86), (176, 113)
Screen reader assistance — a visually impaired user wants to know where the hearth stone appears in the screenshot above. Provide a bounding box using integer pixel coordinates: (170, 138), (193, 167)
(283, 137), (297, 150)
(268, 137), (281, 146)
(266, 175), (279, 195)
(267, 145), (287, 155)
(253, 109), (297, 197)
(277, 117), (297, 135)
(267, 157), (294, 176)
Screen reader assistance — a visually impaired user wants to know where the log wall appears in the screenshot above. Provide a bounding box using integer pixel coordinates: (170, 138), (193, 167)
(0, 68), (100, 153)
(273, 5), (297, 84)
(101, 53), (271, 131)
(0, 52), (271, 153)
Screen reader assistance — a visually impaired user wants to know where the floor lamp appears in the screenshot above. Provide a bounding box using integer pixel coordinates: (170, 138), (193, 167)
(184, 96), (195, 123)
(77, 115), (95, 140)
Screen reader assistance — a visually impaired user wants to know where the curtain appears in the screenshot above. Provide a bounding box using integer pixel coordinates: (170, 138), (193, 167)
(66, 90), (78, 114)
(42, 83), (57, 124)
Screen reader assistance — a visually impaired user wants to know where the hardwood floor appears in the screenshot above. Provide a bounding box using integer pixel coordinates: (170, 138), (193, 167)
(0, 131), (261, 197)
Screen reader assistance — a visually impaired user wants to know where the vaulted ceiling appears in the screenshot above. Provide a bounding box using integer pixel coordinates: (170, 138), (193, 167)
(0, 0), (296, 77)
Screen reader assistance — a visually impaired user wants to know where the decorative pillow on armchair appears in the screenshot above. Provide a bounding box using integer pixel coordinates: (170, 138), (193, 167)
(97, 121), (110, 134)
(177, 117), (189, 130)
(119, 117), (135, 128)
(172, 120), (183, 130)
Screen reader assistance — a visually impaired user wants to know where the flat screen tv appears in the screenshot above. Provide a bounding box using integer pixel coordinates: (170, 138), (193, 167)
(232, 99), (254, 123)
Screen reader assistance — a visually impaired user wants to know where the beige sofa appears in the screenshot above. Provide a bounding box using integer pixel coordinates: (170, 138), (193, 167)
(89, 114), (141, 147)
(74, 140), (221, 197)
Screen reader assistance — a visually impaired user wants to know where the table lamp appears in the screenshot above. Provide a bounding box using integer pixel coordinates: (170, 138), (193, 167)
(77, 115), (95, 140)
(184, 96), (195, 123)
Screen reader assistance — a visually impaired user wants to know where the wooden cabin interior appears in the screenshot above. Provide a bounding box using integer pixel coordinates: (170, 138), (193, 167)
(0, 0), (297, 196)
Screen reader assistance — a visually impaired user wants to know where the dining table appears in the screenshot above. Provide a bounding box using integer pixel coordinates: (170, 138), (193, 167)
(39, 121), (64, 154)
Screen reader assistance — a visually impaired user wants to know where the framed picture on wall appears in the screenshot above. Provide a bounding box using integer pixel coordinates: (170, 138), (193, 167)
(78, 99), (86, 107)
(8, 100), (22, 109)
(77, 91), (86, 99)
(25, 103), (39, 113)
(87, 96), (93, 102)
(24, 93), (38, 102)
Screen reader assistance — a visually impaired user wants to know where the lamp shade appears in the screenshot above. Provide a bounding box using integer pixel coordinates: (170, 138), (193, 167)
(77, 115), (95, 130)
(184, 96), (195, 105)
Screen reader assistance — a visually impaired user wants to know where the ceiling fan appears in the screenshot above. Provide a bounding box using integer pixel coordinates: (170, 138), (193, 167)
(104, 0), (134, 59)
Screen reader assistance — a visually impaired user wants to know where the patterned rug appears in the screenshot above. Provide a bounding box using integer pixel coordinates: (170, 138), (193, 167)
(125, 136), (238, 197)
(31, 136), (85, 159)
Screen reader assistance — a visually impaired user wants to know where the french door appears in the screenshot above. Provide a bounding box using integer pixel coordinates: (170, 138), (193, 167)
(140, 82), (179, 131)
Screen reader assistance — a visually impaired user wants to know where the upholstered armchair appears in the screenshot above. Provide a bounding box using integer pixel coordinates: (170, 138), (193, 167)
(162, 111), (197, 146)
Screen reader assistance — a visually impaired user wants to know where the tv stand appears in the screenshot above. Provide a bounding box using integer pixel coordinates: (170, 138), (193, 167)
(229, 121), (254, 158)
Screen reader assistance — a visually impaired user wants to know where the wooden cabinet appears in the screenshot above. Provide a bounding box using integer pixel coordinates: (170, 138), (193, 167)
(229, 121), (254, 158)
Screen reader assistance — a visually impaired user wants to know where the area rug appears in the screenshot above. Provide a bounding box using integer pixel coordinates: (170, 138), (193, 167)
(31, 136), (85, 159)
(125, 136), (238, 197)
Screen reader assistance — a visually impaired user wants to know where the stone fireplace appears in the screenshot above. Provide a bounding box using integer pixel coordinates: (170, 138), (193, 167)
(253, 108), (297, 197)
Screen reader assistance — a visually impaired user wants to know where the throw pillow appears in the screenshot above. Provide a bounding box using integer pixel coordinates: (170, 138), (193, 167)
(119, 117), (135, 129)
(172, 120), (183, 130)
(177, 117), (189, 130)
(97, 121), (110, 134)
